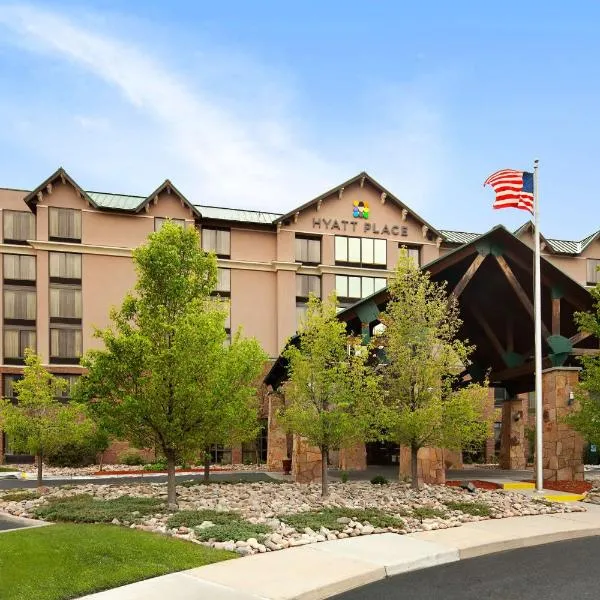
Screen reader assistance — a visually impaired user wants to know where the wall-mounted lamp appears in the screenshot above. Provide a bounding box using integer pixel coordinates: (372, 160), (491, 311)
(568, 391), (575, 406)
(513, 411), (522, 422)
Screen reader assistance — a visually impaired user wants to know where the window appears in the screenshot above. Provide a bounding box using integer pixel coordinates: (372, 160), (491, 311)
(528, 391), (536, 412)
(587, 259), (600, 285)
(296, 303), (309, 327)
(400, 244), (421, 267)
(48, 208), (81, 242)
(242, 419), (268, 463)
(155, 217), (185, 231)
(50, 286), (82, 320)
(209, 444), (232, 464)
(3, 254), (35, 283)
(50, 328), (82, 361)
(335, 236), (387, 267)
(335, 275), (386, 301)
(55, 375), (80, 401)
(3, 210), (35, 243)
(493, 387), (506, 408)
(295, 236), (321, 264)
(49, 252), (81, 281)
(296, 275), (321, 300)
(4, 288), (36, 321)
(215, 268), (231, 295)
(3, 374), (22, 398)
(4, 329), (36, 361)
(201, 228), (230, 257)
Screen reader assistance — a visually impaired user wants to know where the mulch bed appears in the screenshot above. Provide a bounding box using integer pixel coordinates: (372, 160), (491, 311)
(523, 480), (593, 494)
(445, 480), (502, 491)
(92, 467), (235, 476)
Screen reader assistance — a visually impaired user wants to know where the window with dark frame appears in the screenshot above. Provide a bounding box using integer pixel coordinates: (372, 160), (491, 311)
(334, 236), (387, 268)
(399, 244), (421, 267)
(4, 287), (36, 322)
(54, 374), (80, 402)
(296, 274), (321, 327)
(295, 236), (321, 264)
(49, 252), (81, 283)
(201, 227), (230, 258)
(334, 275), (386, 304)
(3, 211), (35, 244)
(3, 254), (36, 284)
(587, 259), (600, 285)
(214, 268), (231, 296)
(3, 374), (22, 399)
(48, 208), (81, 242)
(154, 217), (185, 231)
(3, 329), (36, 362)
(50, 327), (82, 362)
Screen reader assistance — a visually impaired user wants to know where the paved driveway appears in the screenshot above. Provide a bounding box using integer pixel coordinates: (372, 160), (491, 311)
(0, 515), (29, 531)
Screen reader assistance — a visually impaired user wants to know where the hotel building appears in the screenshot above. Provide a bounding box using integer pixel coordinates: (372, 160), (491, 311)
(0, 167), (598, 466)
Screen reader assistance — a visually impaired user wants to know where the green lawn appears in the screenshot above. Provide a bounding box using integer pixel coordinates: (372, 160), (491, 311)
(0, 524), (236, 600)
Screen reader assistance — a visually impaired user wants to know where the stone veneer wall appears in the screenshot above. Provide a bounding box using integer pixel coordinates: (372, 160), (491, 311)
(499, 395), (527, 470)
(266, 394), (288, 471)
(292, 435), (322, 483)
(399, 446), (446, 485)
(339, 443), (367, 471)
(542, 368), (585, 481)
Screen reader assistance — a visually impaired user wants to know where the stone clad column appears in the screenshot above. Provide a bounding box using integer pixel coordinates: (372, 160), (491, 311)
(339, 443), (367, 471)
(292, 435), (322, 483)
(266, 393), (288, 472)
(399, 446), (445, 485)
(499, 394), (526, 470)
(541, 367), (584, 481)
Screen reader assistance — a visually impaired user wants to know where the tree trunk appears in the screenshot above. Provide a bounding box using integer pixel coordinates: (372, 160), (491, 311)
(166, 454), (177, 508)
(36, 452), (43, 489)
(410, 445), (420, 490)
(203, 446), (211, 484)
(321, 447), (329, 497)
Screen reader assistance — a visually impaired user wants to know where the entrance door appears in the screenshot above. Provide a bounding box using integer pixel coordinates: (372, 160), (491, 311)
(366, 441), (399, 465)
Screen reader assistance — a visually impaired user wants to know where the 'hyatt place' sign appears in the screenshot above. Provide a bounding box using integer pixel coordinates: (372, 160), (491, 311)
(312, 218), (408, 237)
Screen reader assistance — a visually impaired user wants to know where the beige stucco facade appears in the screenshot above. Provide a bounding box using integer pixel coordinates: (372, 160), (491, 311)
(0, 168), (598, 465)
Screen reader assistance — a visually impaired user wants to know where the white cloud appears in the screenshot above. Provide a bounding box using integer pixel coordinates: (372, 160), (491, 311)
(0, 4), (451, 214)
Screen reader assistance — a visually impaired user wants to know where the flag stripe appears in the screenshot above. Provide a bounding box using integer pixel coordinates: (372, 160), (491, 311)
(484, 169), (534, 214)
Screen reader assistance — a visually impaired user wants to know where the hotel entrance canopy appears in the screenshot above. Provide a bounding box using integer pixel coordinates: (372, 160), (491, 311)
(265, 225), (597, 395)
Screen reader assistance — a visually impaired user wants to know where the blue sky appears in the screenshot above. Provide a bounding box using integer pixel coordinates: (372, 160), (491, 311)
(0, 1), (597, 240)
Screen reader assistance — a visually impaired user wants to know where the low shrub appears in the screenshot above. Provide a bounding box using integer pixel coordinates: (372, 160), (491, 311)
(34, 494), (165, 523)
(167, 510), (242, 529)
(195, 522), (272, 542)
(0, 466), (18, 472)
(143, 459), (168, 472)
(370, 475), (389, 485)
(279, 507), (404, 531)
(119, 451), (147, 466)
(444, 500), (492, 517)
(45, 430), (109, 468)
(411, 506), (447, 521)
(340, 471), (349, 483)
(1, 491), (40, 502)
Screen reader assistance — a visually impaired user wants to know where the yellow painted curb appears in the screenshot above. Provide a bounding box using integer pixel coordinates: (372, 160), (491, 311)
(543, 493), (586, 502)
(502, 482), (535, 490)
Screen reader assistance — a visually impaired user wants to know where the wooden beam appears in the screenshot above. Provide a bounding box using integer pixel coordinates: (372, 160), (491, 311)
(470, 309), (506, 362)
(451, 254), (486, 298)
(569, 331), (592, 346)
(494, 255), (551, 339)
(506, 315), (514, 353)
(491, 356), (554, 382)
(552, 297), (560, 335)
(570, 348), (600, 356)
(427, 246), (478, 277)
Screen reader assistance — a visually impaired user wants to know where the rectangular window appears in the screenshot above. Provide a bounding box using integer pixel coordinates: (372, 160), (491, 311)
(335, 275), (386, 301)
(334, 236), (387, 267)
(155, 217), (185, 231)
(587, 259), (600, 285)
(50, 328), (82, 360)
(55, 375), (80, 401)
(296, 302), (309, 328)
(215, 268), (231, 294)
(3, 210), (35, 243)
(400, 244), (421, 267)
(4, 329), (36, 360)
(49, 208), (81, 242)
(3, 374), (22, 398)
(295, 236), (321, 264)
(528, 391), (536, 411)
(295, 274), (321, 300)
(3, 254), (36, 282)
(201, 228), (230, 257)
(49, 252), (81, 281)
(50, 286), (82, 320)
(4, 288), (36, 321)
(493, 387), (506, 408)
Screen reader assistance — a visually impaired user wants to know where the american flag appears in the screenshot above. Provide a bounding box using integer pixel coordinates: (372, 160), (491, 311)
(484, 169), (534, 213)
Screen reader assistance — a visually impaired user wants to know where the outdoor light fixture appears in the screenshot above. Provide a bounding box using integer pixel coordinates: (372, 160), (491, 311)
(568, 391), (575, 406)
(513, 411), (522, 422)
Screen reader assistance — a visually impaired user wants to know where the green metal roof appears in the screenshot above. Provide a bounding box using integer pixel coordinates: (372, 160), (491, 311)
(439, 230), (481, 245)
(195, 205), (281, 224)
(87, 191), (144, 211)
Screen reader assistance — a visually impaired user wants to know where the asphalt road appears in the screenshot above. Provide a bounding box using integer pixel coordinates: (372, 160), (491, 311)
(332, 537), (600, 600)
(0, 471), (276, 490)
(0, 516), (27, 531)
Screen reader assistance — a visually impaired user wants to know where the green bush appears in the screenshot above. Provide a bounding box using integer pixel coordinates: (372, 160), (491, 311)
(444, 500), (492, 517)
(279, 507), (404, 531)
(195, 522), (271, 542)
(1, 491), (40, 502)
(370, 475), (389, 485)
(143, 459), (168, 472)
(120, 451), (147, 466)
(167, 510), (242, 529)
(34, 494), (165, 523)
(45, 431), (109, 468)
(411, 506), (447, 521)
(340, 471), (349, 483)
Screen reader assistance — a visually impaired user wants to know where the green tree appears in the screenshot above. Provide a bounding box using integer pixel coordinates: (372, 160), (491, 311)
(279, 294), (381, 497)
(379, 250), (491, 489)
(0, 350), (95, 487)
(76, 222), (266, 507)
(564, 282), (600, 443)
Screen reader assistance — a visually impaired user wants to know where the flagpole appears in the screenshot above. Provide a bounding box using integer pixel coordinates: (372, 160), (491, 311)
(533, 159), (544, 492)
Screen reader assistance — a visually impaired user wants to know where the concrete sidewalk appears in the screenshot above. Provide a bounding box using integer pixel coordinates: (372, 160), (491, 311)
(78, 504), (600, 600)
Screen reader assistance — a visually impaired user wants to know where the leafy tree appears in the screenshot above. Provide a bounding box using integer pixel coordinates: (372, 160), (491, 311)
(0, 350), (95, 487)
(379, 250), (491, 489)
(564, 282), (600, 443)
(76, 222), (266, 507)
(279, 294), (381, 497)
